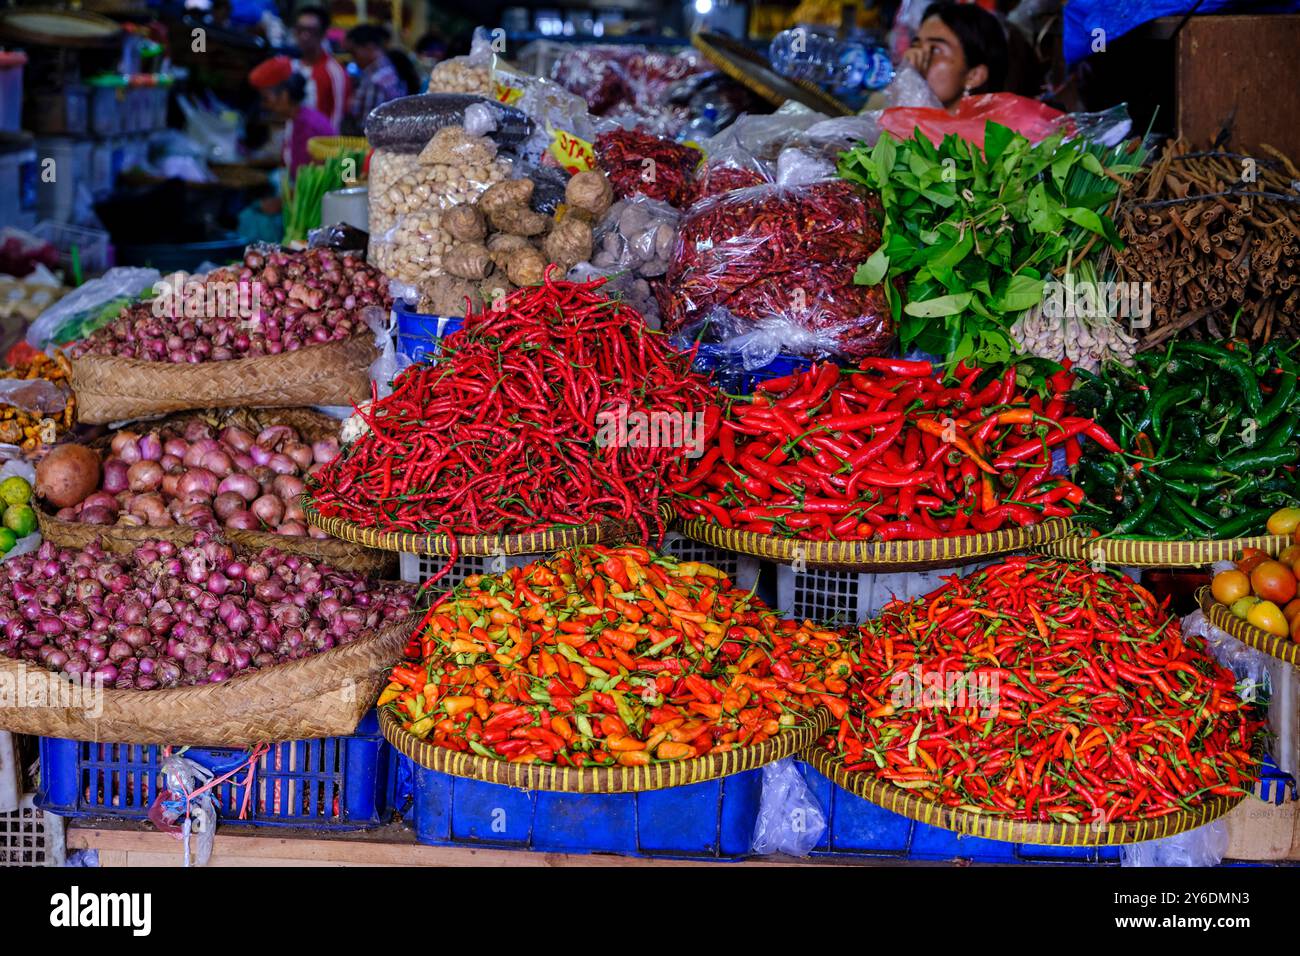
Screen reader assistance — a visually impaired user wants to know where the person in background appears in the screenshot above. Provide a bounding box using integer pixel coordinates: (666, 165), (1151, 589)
(249, 55), (337, 175)
(902, 1), (1009, 111)
(343, 24), (407, 134)
(292, 5), (349, 131)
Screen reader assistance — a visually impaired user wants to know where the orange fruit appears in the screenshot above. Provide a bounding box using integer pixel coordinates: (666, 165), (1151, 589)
(1267, 507), (1300, 536)
(1211, 569), (1251, 605)
(1247, 600), (1289, 637)
(1284, 599), (1300, 625)
(1237, 548), (1271, 575)
(1251, 561), (1298, 605)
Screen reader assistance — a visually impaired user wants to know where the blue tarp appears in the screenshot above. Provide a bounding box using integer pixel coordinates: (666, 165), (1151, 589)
(1064, 0), (1300, 65)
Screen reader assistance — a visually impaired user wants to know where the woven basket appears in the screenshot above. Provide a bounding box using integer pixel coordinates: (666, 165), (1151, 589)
(1198, 587), (1300, 667)
(675, 516), (1076, 571)
(382, 706), (831, 793)
(805, 746), (1245, 846)
(35, 408), (393, 576)
(1041, 533), (1290, 569)
(303, 498), (630, 557)
(0, 612), (420, 746)
(69, 334), (376, 425)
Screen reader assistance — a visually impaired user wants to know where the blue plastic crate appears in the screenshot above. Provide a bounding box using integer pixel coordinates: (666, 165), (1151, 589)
(37, 712), (391, 830)
(394, 305), (463, 364)
(798, 762), (1120, 864)
(407, 760), (762, 859)
(690, 347), (815, 396)
(1254, 755), (1298, 805)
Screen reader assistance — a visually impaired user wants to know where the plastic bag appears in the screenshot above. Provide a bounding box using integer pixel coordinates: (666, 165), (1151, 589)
(662, 179), (893, 359)
(775, 147), (835, 187)
(590, 195), (680, 278)
(594, 127), (703, 209)
(1186, 605), (1299, 785)
(307, 222), (369, 254)
(1052, 104), (1135, 148)
(368, 142), (509, 243)
(426, 31), (496, 96)
(701, 109), (828, 166)
(363, 94), (531, 155)
(695, 145), (771, 201)
(0, 379), (68, 417)
(26, 267), (159, 351)
(751, 758), (827, 857)
(880, 92), (1065, 149)
(568, 263), (661, 329)
(673, 306), (845, 371)
(0, 457), (40, 561)
(1121, 819), (1229, 867)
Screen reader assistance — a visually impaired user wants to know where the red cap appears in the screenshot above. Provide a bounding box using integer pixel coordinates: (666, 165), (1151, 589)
(249, 55), (294, 89)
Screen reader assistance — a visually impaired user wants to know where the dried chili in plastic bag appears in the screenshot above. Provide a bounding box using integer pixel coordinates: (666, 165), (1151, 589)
(662, 179), (893, 358)
(594, 127), (702, 209)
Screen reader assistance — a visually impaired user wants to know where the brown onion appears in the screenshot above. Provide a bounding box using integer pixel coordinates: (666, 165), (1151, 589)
(178, 469), (219, 499)
(213, 492), (245, 521)
(217, 473), (260, 501)
(224, 510), (260, 530)
(283, 442), (313, 471)
(250, 495), (285, 526)
(277, 521), (308, 536)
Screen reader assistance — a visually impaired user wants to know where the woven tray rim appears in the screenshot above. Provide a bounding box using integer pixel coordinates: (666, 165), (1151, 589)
(302, 497), (631, 556)
(805, 745), (1245, 846)
(675, 516), (1075, 570)
(381, 705), (831, 793)
(1040, 533), (1290, 568)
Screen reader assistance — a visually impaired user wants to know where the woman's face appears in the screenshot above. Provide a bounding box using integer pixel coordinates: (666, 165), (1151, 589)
(260, 87), (292, 119)
(907, 16), (988, 109)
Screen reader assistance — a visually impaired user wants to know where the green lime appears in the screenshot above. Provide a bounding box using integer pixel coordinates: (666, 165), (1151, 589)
(3, 504), (36, 538)
(0, 476), (30, 506)
(0, 528), (16, 554)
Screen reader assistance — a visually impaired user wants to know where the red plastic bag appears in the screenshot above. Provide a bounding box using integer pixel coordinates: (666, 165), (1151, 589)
(879, 92), (1064, 149)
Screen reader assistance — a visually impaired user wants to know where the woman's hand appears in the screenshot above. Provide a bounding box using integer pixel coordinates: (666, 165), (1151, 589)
(902, 43), (931, 77)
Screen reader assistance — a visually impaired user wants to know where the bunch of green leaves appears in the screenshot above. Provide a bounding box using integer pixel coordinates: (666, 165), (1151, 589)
(281, 150), (366, 245)
(838, 122), (1144, 366)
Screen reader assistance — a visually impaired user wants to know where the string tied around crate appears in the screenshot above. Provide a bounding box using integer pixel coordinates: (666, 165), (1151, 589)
(150, 743), (270, 865)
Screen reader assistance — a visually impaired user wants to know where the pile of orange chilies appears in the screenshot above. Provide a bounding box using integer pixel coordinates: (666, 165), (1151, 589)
(380, 544), (849, 766)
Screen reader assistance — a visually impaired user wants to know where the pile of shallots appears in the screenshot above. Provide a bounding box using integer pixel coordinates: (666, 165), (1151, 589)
(55, 420), (338, 537)
(0, 535), (415, 689)
(67, 248), (391, 363)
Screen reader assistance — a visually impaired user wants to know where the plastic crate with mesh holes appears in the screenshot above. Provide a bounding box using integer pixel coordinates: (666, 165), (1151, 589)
(775, 561), (992, 626)
(401, 534), (759, 593)
(0, 793), (64, 867)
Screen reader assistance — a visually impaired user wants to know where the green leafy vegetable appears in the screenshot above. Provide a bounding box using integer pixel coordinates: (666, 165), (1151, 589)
(838, 122), (1144, 367)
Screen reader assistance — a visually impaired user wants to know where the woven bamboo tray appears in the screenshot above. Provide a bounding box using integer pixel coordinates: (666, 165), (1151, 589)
(382, 706), (831, 793)
(0, 612), (420, 746)
(806, 745), (1245, 846)
(35, 408), (393, 576)
(674, 516), (1076, 571)
(69, 333), (376, 424)
(303, 497), (630, 557)
(1041, 533), (1290, 569)
(1198, 587), (1300, 667)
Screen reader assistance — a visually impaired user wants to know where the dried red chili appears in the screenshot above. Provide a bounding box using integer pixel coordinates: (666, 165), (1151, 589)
(594, 127), (702, 209)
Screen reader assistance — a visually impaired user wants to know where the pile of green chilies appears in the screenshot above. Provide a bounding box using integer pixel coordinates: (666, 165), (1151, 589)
(1072, 340), (1300, 539)
(826, 557), (1260, 824)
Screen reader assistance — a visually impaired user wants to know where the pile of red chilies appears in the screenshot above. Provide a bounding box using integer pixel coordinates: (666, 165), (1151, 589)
(309, 273), (714, 570)
(826, 557), (1260, 824)
(672, 358), (1119, 541)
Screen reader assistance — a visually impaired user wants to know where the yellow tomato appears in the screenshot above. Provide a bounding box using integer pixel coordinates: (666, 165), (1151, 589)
(1247, 600), (1290, 637)
(1268, 507), (1300, 536)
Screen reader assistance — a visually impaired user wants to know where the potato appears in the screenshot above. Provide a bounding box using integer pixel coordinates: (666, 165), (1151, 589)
(444, 242), (494, 280)
(489, 205), (550, 237)
(506, 247), (548, 287)
(543, 217), (594, 272)
(565, 170), (614, 221)
(478, 178), (534, 214)
(443, 204), (487, 243)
